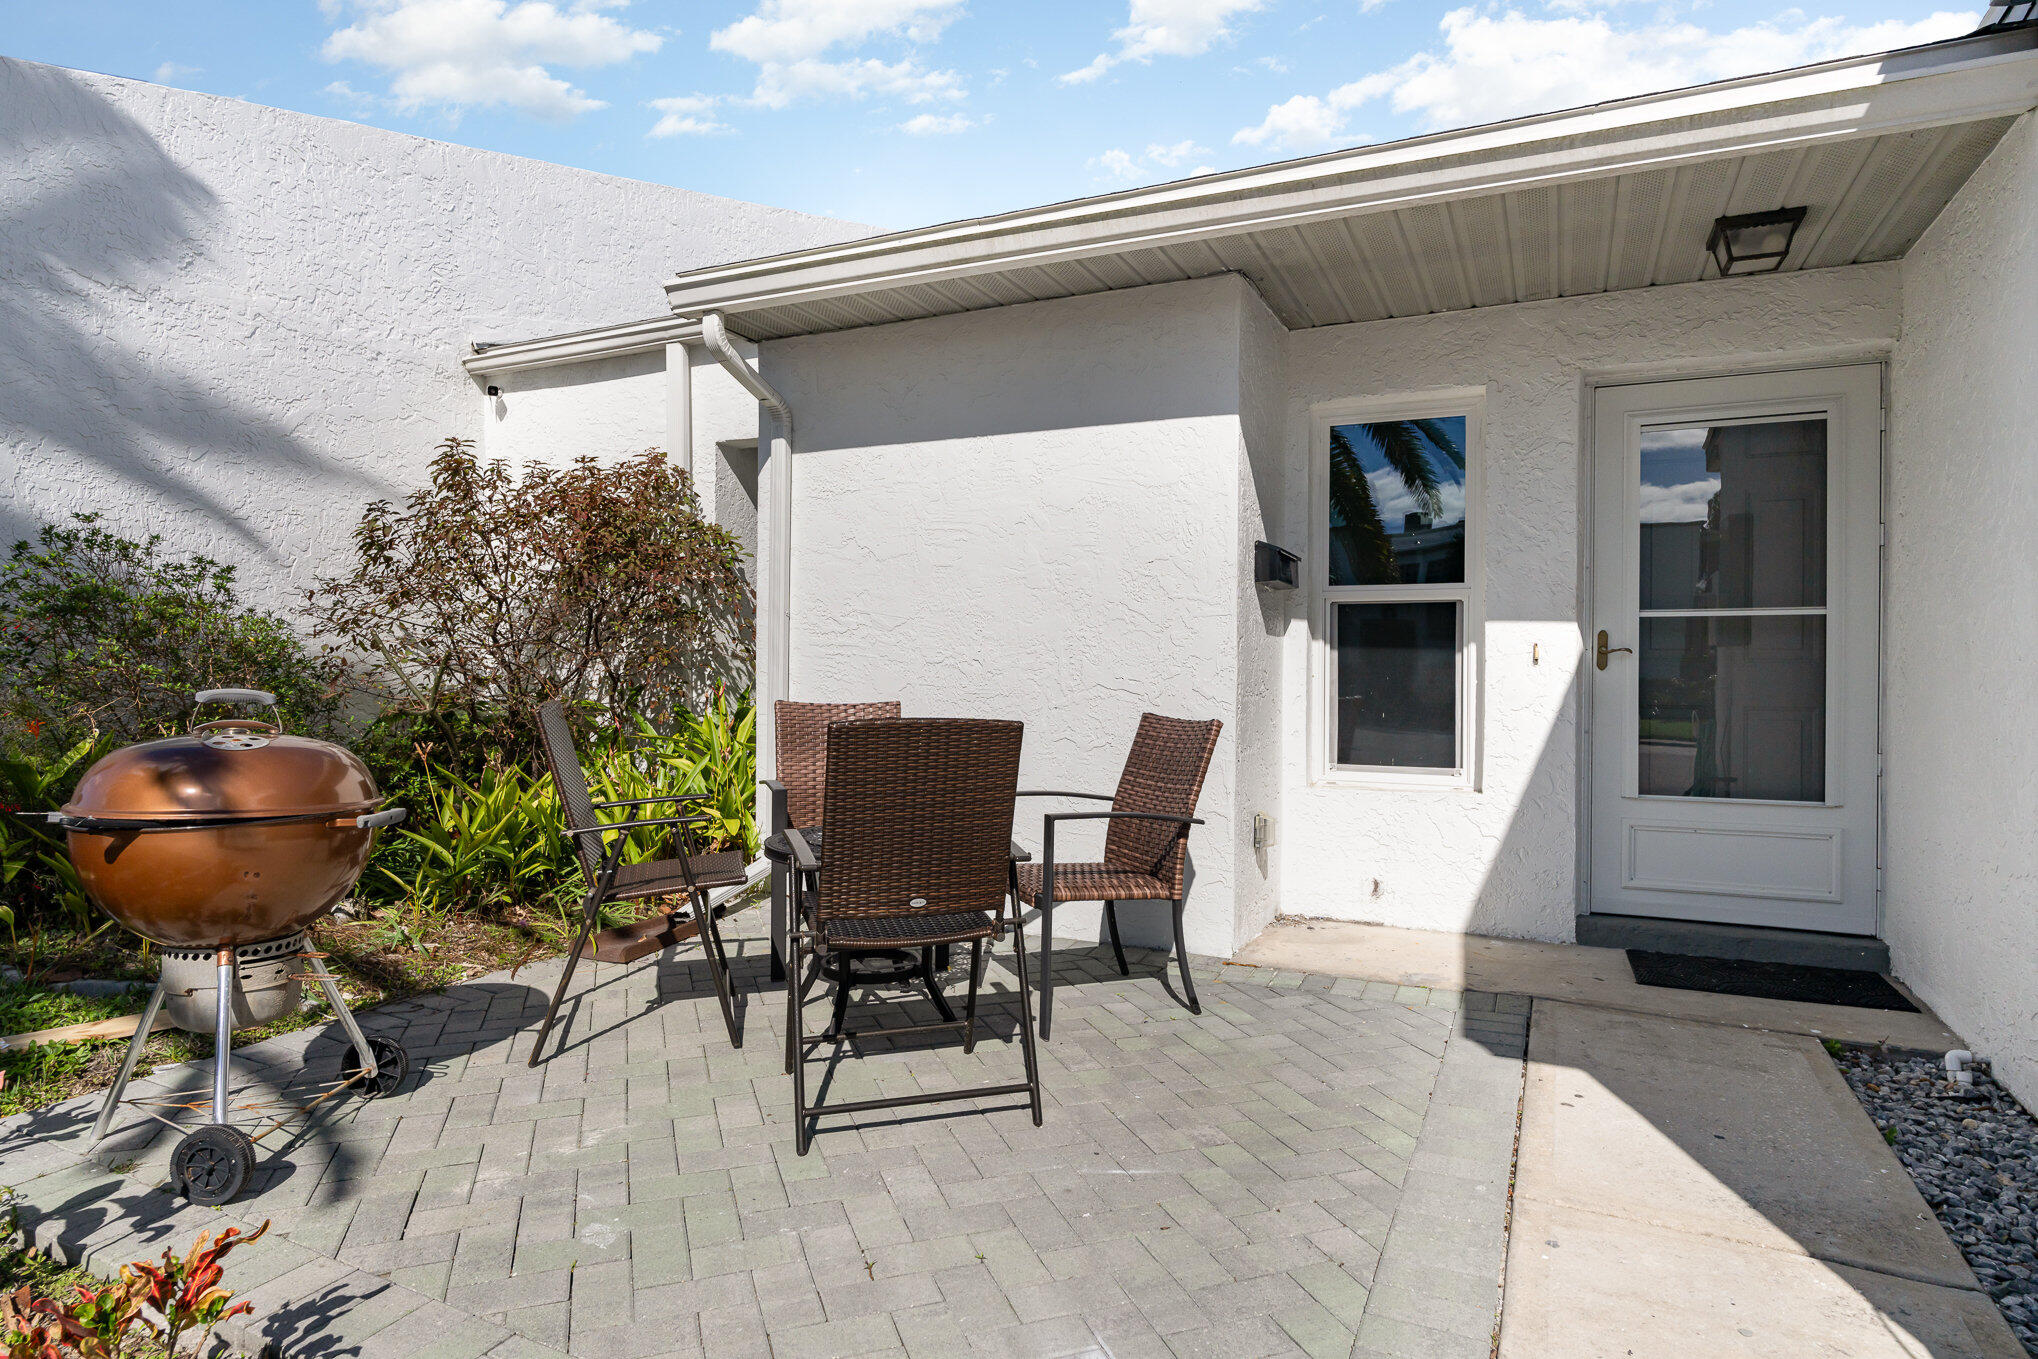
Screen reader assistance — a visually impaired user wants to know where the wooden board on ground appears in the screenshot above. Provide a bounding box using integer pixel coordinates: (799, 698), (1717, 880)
(0, 1010), (172, 1053)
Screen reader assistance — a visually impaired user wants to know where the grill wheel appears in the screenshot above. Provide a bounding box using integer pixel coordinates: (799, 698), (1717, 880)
(170, 1124), (256, 1206)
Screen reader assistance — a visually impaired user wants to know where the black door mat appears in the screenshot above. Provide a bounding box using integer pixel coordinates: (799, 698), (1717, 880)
(1626, 949), (1919, 1012)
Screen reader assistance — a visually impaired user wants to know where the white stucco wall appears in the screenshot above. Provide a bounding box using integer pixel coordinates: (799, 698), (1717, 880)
(1277, 264), (1905, 942)
(0, 55), (859, 615)
(482, 351), (668, 474)
(763, 277), (1262, 956)
(1234, 286), (1290, 947)
(1886, 113), (2038, 1109)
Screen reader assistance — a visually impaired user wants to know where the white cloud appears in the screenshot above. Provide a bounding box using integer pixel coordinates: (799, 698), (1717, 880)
(899, 111), (976, 133)
(153, 62), (202, 83)
(711, 0), (964, 62)
(321, 0), (662, 119)
(699, 0), (968, 116)
(648, 94), (732, 136)
(1091, 139), (1213, 184)
(1640, 477), (1719, 524)
(323, 79), (382, 114)
(1234, 5), (1979, 151)
(1062, 0), (1270, 84)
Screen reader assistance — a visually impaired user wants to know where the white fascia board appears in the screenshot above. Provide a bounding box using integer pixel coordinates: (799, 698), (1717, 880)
(663, 32), (2038, 325)
(464, 315), (705, 376)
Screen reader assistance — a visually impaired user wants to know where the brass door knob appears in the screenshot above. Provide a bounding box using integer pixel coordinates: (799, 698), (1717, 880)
(1596, 630), (1633, 671)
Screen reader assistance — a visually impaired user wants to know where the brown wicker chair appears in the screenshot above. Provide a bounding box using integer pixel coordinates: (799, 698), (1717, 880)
(764, 700), (901, 981)
(783, 718), (1042, 1155)
(1013, 713), (1223, 1039)
(528, 701), (748, 1065)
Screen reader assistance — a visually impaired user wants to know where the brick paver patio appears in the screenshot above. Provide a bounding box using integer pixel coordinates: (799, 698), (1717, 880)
(0, 903), (1527, 1359)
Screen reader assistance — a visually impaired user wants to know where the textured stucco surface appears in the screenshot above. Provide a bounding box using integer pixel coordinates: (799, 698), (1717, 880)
(1277, 264), (1904, 942)
(0, 55), (857, 614)
(1886, 113), (2038, 1109)
(1234, 284), (1289, 948)
(763, 278), (1258, 956)
(483, 351), (668, 474)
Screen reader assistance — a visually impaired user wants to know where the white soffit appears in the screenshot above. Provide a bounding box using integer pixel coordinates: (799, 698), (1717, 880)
(665, 29), (2038, 338)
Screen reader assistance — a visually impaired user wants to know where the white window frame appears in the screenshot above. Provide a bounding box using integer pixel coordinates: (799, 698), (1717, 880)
(1308, 389), (1486, 791)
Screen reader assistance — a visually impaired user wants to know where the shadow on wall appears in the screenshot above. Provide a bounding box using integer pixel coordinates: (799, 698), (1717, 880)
(0, 60), (385, 558)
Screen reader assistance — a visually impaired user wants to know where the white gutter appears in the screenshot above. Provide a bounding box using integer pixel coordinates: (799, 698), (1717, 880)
(664, 28), (2038, 326)
(465, 315), (703, 376)
(699, 312), (794, 448)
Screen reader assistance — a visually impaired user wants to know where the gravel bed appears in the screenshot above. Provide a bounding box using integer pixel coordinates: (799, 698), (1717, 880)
(1835, 1045), (2037, 1355)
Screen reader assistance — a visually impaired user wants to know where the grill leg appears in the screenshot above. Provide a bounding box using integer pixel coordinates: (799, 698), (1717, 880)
(90, 978), (168, 1148)
(304, 951), (376, 1077)
(210, 949), (235, 1125)
(1103, 901), (1128, 976)
(1171, 899), (1200, 1015)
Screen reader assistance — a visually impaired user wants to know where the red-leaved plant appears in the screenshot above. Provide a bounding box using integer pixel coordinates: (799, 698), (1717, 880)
(1, 1220), (268, 1358)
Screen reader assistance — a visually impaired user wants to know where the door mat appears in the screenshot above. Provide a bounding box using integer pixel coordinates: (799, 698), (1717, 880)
(1626, 950), (1919, 1012)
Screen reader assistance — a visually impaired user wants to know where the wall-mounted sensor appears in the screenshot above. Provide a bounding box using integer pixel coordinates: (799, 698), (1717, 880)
(486, 385), (501, 397)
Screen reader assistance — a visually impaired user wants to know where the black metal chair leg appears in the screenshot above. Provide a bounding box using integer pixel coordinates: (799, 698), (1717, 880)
(697, 897), (742, 1048)
(921, 947), (957, 1023)
(828, 965), (853, 1039)
(963, 940), (983, 1054)
(769, 861), (788, 983)
(1037, 902), (1055, 1041)
(529, 885), (603, 1066)
(1008, 909), (1044, 1126)
(1103, 900), (1129, 976)
(1171, 898), (1200, 1015)
(790, 930), (810, 1156)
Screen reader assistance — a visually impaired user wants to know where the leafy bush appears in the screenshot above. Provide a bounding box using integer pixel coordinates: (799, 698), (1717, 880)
(0, 514), (349, 755)
(364, 695), (758, 942)
(307, 438), (751, 749)
(0, 1218), (267, 1358)
(0, 738), (104, 938)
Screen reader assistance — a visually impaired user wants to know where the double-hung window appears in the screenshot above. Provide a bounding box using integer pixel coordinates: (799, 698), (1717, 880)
(1312, 394), (1482, 786)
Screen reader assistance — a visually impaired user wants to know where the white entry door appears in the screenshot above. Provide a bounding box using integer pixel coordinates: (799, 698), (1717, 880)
(1589, 365), (1881, 935)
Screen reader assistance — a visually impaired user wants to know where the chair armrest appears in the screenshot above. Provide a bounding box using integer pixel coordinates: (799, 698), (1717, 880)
(1041, 811), (1203, 828)
(784, 826), (820, 873)
(565, 812), (713, 839)
(593, 794), (712, 810)
(762, 778), (791, 834)
(1014, 790), (1113, 801)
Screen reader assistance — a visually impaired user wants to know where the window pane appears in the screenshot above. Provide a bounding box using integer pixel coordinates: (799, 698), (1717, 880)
(1638, 615), (1826, 801)
(1639, 418), (1827, 611)
(1335, 601), (1459, 769)
(1328, 417), (1467, 586)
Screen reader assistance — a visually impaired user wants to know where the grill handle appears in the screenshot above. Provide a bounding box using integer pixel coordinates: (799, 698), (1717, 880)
(338, 807), (408, 831)
(195, 689), (277, 707)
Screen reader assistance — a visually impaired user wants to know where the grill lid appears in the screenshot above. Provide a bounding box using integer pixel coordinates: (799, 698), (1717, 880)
(61, 697), (382, 824)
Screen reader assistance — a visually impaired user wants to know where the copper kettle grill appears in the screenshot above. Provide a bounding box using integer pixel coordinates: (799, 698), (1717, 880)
(28, 690), (412, 1205)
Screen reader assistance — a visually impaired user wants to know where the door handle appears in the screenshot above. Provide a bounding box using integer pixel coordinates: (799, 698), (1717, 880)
(1596, 630), (1633, 671)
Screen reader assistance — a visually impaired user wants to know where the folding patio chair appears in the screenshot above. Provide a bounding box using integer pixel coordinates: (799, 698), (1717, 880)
(527, 700), (748, 1065)
(1013, 713), (1222, 1039)
(763, 699), (901, 981)
(783, 717), (1043, 1154)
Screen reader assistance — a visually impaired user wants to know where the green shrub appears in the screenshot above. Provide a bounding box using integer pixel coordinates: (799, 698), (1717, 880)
(0, 514), (349, 755)
(0, 737), (105, 938)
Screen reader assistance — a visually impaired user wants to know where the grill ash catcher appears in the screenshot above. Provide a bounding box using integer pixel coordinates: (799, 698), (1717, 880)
(28, 690), (411, 1205)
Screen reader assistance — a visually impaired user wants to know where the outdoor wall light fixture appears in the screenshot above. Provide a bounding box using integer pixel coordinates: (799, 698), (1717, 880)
(1707, 207), (1808, 276)
(1255, 540), (1301, 590)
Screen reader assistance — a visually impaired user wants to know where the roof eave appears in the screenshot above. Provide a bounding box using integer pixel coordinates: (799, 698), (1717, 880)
(663, 28), (2038, 332)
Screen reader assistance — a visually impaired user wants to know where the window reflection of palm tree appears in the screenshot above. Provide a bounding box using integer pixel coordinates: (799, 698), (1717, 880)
(1328, 420), (1465, 584)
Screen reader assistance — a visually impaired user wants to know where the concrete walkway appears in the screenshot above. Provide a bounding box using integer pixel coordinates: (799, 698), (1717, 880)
(0, 906), (1530, 1359)
(1237, 918), (1962, 1050)
(1500, 1001), (2023, 1358)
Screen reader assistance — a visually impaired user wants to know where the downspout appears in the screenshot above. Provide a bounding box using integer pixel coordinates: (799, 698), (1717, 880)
(701, 312), (793, 448)
(698, 312), (794, 811)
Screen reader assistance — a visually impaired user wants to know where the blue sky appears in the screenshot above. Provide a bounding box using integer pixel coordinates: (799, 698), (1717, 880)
(4, 1), (1983, 231)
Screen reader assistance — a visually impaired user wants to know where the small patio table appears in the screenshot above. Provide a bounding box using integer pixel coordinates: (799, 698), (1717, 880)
(762, 826), (1031, 1020)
